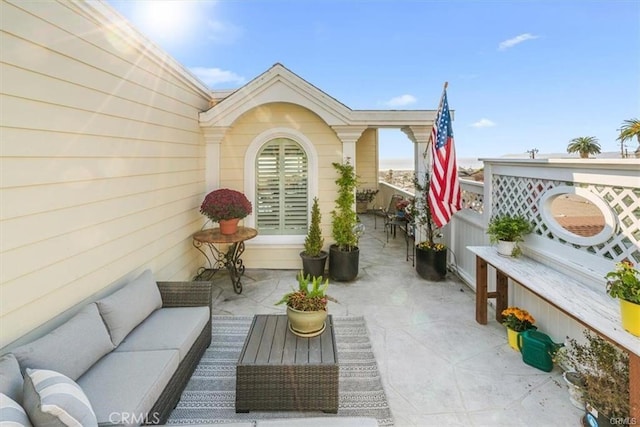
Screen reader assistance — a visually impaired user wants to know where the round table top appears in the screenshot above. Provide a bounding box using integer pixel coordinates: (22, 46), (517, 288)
(192, 227), (258, 244)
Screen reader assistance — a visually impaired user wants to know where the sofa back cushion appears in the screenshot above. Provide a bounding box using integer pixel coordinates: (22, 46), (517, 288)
(12, 303), (114, 381)
(23, 368), (97, 427)
(96, 269), (163, 346)
(0, 353), (24, 404)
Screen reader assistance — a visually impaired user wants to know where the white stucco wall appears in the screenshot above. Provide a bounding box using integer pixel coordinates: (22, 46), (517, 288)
(0, 0), (211, 347)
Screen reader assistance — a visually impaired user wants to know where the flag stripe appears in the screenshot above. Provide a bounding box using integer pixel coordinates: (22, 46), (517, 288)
(428, 90), (461, 228)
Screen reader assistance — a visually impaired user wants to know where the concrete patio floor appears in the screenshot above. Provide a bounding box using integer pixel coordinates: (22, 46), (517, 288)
(207, 213), (584, 427)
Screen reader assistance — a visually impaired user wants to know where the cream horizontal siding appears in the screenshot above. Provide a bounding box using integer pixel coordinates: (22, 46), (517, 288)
(0, 0), (211, 347)
(356, 128), (378, 188)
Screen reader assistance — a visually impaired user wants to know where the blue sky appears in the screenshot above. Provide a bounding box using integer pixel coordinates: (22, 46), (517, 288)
(109, 0), (639, 165)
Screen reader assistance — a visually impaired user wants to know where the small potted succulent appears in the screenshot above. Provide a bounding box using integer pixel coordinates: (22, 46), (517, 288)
(606, 259), (640, 336)
(200, 188), (252, 235)
(486, 214), (533, 257)
(275, 271), (337, 337)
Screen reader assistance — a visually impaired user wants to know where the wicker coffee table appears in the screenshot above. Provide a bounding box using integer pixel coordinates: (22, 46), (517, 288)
(236, 314), (339, 413)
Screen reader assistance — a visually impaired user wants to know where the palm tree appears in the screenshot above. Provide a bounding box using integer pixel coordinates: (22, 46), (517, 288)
(567, 136), (601, 159)
(617, 118), (640, 148)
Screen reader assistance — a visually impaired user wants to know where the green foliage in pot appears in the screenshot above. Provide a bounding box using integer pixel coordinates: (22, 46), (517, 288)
(606, 260), (640, 304)
(486, 214), (533, 243)
(275, 271), (337, 311)
(303, 197), (324, 257)
(331, 160), (359, 252)
(356, 188), (378, 203)
(564, 331), (629, 419)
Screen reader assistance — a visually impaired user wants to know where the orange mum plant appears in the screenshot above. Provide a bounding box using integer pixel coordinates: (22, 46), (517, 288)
(501, 306), (536, 332)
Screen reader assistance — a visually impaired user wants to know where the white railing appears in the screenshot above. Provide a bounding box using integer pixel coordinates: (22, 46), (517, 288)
(449, 158), (640, 341)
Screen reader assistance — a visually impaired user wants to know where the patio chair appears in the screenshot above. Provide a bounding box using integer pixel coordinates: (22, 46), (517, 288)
(383, 194), (407, 241)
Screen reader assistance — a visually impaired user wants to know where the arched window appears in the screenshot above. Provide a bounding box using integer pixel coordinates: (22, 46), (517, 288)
(255, 138), (308, 235)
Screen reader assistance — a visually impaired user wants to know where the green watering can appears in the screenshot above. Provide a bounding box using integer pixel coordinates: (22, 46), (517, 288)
(517, 329), (563, 372)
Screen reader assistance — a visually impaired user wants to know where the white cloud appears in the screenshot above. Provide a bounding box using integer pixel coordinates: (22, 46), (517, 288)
(498, 33), (539, 50)
(385, 94), (417, 107)
(471, 118), (496, 128)
(207, 19), (243, 44)
(189, 67), (245, 87)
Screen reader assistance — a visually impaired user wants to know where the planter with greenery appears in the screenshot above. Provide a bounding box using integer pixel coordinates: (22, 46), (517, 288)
(329, 160), (361, 281)
(564, 331), (630, 427)
(486, 214), (533, 257)
(412, 173), (447, 280)
(501, 306), (536, 351)
(355, 188), (378, 213)
(300, 197), (328, 278)
(606, 260), (640, 337)
(275, 271), (336, 337)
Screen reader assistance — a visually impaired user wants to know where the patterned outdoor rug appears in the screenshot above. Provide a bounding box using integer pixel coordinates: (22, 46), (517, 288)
(167, 315), (393, 426)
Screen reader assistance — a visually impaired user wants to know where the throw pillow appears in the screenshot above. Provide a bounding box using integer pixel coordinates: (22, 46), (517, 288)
(0, 353), (24, 404)
(12, 304), (114, 381)
(23, 368), (97, 427)
(96, 269), (162, 346)
(0, 392), (32, 427)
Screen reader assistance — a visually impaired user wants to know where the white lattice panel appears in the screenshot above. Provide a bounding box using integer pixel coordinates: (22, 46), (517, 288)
(492, 175), (640, 263)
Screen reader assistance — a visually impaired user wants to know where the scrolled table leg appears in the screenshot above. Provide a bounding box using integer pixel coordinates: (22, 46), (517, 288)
(226, 242), (246, 294)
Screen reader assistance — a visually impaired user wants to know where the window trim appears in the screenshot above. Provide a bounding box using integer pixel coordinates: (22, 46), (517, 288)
(244, 127), (318, 245)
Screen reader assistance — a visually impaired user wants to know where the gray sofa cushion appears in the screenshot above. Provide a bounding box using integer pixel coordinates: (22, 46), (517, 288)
(0, 392), (32, 427)
(23, 368), (97, 427)
(96, 269), (163, 346)
(77, 350), (179, 426)
(0, 353), (23, 404)
(114, 307), (209, 361)
(12, 303), (114, 381)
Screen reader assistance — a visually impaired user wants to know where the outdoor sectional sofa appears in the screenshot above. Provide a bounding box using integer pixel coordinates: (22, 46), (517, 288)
(0, 269), (212, 426)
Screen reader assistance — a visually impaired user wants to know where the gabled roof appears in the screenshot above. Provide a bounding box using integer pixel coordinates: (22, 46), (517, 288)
(200, 63), (434, 129)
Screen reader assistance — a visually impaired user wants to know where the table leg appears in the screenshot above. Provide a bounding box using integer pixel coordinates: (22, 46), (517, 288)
(495, 270), (508, 323)
(225, 241), (246, 294)
(630, 352), (640, 422)
(476, 256), (488, 324)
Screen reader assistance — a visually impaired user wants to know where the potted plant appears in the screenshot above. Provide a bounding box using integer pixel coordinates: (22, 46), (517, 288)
(275, 271), (337, 337)
(486, 214), (533, 257)
(564, 331), (630, 427)
(412, 173), (447, 280)
(501, 306), (536, 351)
(605, 260), (640, 337)
(356, 188), (378, 213)
(300, 197), (328, 278)
(200, 188), (252, 235)
(329, 160), (361, 281)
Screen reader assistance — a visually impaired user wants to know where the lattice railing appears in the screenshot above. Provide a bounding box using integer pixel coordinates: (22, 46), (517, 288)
(491, 175), (640, 263)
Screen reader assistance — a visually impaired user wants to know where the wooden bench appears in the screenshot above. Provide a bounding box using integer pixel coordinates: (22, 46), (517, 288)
(467, 246), (639, 420)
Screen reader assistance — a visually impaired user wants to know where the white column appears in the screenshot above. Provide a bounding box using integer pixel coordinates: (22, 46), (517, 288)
(331, 125), (366, 165)
(202, 127), (230, 190)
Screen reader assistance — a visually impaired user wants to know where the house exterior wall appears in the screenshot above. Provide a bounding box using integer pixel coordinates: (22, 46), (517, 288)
(0, 1), (211, 347)
(356, 128), (378, 190)
(216, 102), (344, 269)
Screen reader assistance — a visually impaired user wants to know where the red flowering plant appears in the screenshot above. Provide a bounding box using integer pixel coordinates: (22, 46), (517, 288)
(199, 188), (252, 222)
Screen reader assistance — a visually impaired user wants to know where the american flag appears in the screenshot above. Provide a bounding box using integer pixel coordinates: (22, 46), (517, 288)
(428, 88), (461, 228)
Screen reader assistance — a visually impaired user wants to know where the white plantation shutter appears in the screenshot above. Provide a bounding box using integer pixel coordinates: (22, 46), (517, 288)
(256, 139), (308, 235)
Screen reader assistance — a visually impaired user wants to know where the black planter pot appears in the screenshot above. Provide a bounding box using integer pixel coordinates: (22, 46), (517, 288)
(415, 246), (447, 281)
(328, 244), (359, 282)
(300, 251), (328, 279)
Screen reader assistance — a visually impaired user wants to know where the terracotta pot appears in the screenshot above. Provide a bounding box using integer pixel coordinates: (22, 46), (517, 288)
(286, 306), (327, 337)
(219, 218), (240, 235)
